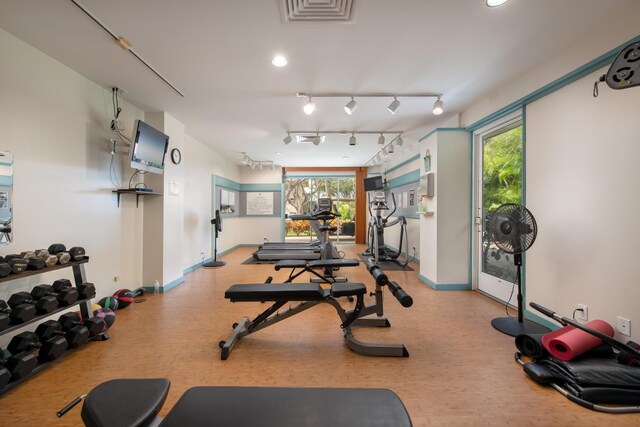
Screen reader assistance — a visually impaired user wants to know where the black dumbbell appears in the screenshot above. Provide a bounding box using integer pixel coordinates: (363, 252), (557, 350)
(0, 262), (11, 278)
(58, 313), (104, 338)
(68, 247), (86, 261)
(0, 349), (38, 384)
(52, 279), (96, 300)
(48, 244), (71, 264)
(35, 320), (90, 349)
(6, 258), (28, 274)
(8, 291), (58, 315)
(34, 249), (59, 268)
(8, 331), (68, 363)
(31, 284), (79, 307)
(0, 299), (37, 328)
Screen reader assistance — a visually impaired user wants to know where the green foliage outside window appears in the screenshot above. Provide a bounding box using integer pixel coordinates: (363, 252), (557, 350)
(483, 126), (523, 212)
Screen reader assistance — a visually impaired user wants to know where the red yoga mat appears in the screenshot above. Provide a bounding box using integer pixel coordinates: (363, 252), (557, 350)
(541, 319), (614, 361)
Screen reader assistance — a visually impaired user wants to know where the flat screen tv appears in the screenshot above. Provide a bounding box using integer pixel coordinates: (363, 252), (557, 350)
(130, 120), (169, 174)
(364, 176), (383, 192)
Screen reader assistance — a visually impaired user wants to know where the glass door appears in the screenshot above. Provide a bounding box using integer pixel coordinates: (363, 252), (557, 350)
(476, 119), (523, 302)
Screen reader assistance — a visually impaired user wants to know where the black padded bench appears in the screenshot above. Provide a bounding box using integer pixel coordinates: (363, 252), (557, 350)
(275, 258), (360, 283)
(220, 282), (367, 359)
(77, 378), (413, 427)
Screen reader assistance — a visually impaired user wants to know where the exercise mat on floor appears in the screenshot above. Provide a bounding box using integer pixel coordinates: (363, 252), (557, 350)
(515, 333), (549, 359)
(358, 254), (414, 271)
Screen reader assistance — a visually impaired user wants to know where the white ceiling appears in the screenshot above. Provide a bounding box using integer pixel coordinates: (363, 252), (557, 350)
(0, 0), (634, 167)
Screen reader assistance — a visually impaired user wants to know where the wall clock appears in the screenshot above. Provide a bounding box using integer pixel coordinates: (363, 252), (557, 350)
(171, 148), (182, 164)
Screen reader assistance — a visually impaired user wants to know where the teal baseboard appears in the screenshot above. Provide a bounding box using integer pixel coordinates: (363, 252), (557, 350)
(523, 309), (560, 331)
(418, 274), (470, 290)
(142, 276), (185, 294)
(183, 258), (213, 275)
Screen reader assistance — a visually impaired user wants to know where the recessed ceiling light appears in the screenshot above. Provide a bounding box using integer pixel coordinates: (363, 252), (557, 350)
(485, 0), (510, 7)
(275, 152), (282, 155)
(272, 55), (287, 67)
(341, 156), (349, 159)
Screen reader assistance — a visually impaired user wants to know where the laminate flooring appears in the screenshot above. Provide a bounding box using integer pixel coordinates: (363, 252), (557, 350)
(0, 245), (637, 426)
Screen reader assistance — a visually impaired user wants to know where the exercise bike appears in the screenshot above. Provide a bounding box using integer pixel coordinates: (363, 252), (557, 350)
(364, 191), (410, 267)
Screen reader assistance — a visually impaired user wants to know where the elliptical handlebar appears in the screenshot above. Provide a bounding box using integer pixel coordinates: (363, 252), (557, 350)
(314, 210), (340, 221)
(386, 193), (397, 221)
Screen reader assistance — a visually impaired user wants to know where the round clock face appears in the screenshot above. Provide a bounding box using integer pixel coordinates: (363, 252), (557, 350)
(171, 148), (181, 164)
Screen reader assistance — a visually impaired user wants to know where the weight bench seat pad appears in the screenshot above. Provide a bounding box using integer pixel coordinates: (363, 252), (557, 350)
(275, 258), (360, 270)
(225, 283), (366, 301)
(159, 386), (412, 427)
(82, 378), (170, 427)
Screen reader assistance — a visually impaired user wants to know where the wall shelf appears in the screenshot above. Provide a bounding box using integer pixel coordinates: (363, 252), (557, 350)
(113, 189), (162, 207)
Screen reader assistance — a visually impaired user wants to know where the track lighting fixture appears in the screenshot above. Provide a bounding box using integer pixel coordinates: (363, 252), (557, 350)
(344, 97), (358, 115)
(303, 97), (315, 115)
(296, 92), (443, 116)
(365, 134), (405, 166)
(432, 97), (444, 115)
(240, 152), (276, 170)
(284, 130), (403, 148)
(283, 133), (292, 145)
(387, 97), (400, 115)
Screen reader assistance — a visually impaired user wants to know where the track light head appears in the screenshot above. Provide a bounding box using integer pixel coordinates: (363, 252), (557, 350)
(313, 133), (321, 146)
(432, 98), (444, 115)
(344, 97), (358, 115)
(349, 133), (357, 146)
(303, 97), (315, 115)
(241, 154), (249, 165)
(378, 133), (385, 145)
(388, 143), (395, 154)
(387, 97), (400, 115)
(396, 135), (403, 146)
(283, 133), (292, 145)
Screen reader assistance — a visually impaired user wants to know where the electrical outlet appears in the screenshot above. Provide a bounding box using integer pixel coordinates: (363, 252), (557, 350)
(576, 304), (588, 321)
(617, 316), (631, 336)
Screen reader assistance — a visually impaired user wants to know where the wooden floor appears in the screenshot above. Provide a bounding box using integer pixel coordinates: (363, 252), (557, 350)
(0, 245), (638, 426)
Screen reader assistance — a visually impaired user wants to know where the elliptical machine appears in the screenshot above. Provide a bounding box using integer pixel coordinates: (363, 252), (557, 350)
(364, 191), (409, 267)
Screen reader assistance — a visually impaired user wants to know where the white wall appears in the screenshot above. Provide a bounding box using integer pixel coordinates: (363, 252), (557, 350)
(0, 28), (145, 346)
(526, 67), (640, 341)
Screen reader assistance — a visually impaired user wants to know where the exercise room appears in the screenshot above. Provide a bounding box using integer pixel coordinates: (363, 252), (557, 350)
(0, 1), (639, 425)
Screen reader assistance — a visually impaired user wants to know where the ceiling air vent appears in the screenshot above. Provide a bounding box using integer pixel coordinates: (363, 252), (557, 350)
(296, 135), (326, 144)
(280, 0), (355, 22)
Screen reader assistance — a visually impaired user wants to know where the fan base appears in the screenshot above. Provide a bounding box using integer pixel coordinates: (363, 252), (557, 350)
(491, 317), (551, 337)
(203, 260), (226, 268)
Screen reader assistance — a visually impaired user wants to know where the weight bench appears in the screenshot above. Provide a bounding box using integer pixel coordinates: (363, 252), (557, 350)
(275, 258), (360, 283)
(59, 378), (413, 426)
(220, 281), (408, 359)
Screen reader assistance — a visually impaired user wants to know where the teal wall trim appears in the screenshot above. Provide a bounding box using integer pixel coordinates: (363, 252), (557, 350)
(466, 35), (640, 132)
(286, 174), (355, 179)
(143, 276), (185, 294)
(0, 176), (12, 186)
(467, 132), (474, 291)
(241, 183), (281, 192)
(419, 127), (466, 142)
(524, 309), (560, 331)
(418, 274), (470, 290)
(213, 176), (281, 193)
(214, 175), (241, 191)
(183, 258), (214, 275)
(387, 170), (420, 189)
(385, 154), (419, 175)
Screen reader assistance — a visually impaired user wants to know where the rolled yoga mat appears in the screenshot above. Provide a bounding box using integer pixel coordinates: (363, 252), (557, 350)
(515, 333), (549, 359)
(541, 319), (614, 361)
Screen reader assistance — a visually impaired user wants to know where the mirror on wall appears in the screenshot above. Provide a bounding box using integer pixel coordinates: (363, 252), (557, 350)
(0, 151), (13, 244)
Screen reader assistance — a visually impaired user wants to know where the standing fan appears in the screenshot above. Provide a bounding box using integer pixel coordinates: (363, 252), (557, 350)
(488, 203), (550, 336)
(203, 210), (225, 268)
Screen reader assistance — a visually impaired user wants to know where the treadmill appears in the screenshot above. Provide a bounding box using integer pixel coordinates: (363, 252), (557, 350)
(252, 198), (337, 261)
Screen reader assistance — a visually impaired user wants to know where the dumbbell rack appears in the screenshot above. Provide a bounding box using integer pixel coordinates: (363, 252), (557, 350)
(0, 257), (97, 394)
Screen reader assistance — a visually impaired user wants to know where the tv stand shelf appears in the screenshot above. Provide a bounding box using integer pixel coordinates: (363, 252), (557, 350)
(113, 189), (162, 207)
